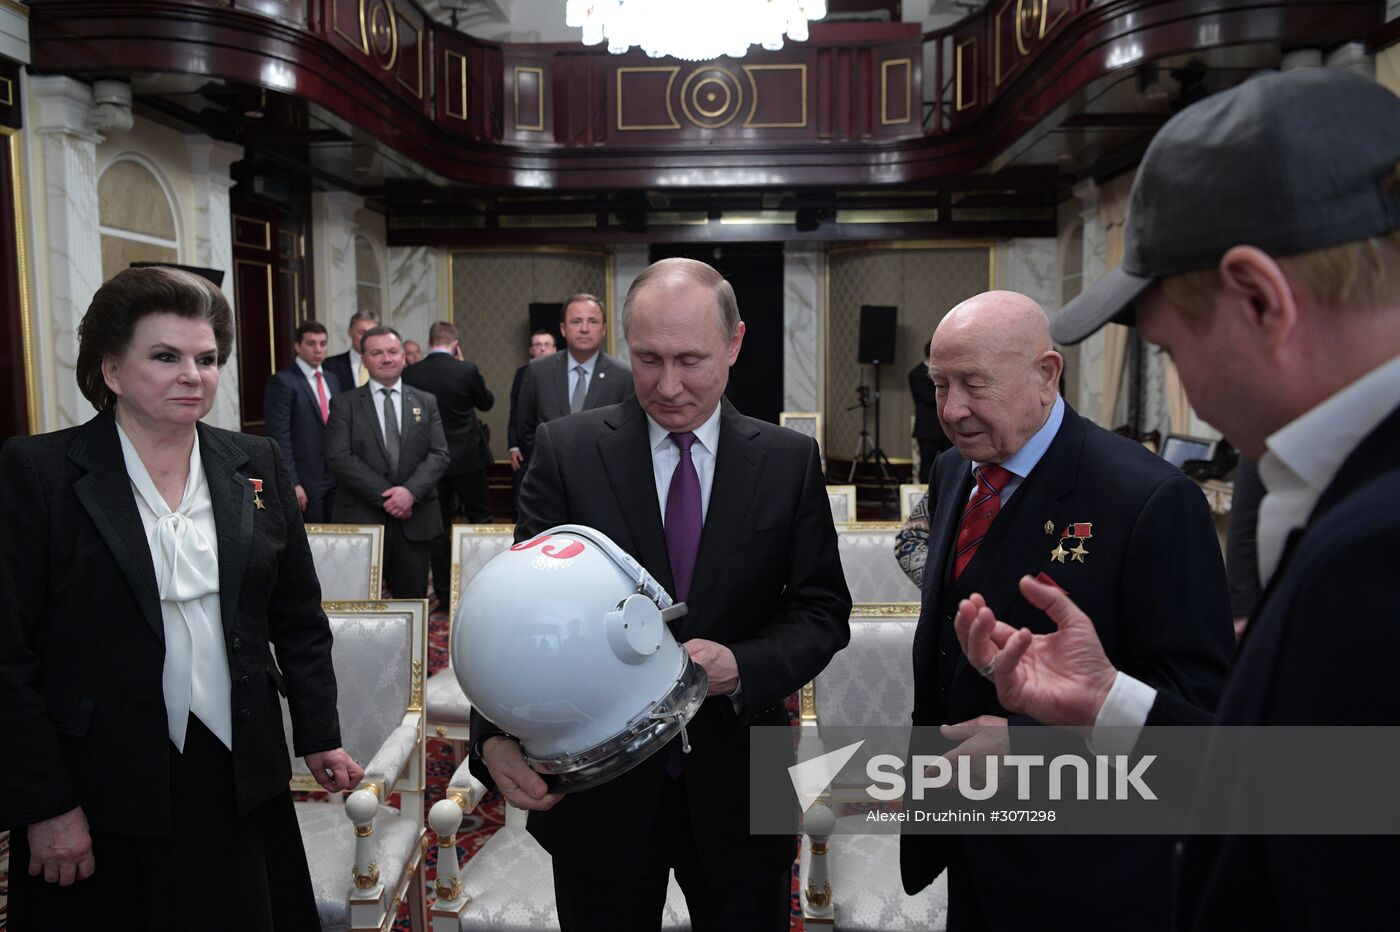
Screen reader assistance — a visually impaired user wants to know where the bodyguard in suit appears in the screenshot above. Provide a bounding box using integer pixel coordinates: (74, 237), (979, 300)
(471, 258), (851, 930)
(515, 293), (633, 457)
(508, 328), (560, 513)
(952, 69), (1400, 930)
(901, 291), (1233, 930)
(403, 321), (496, 609)
(263, 320), (343, 522)
(323, 309), (379, 392)
(909, 339), (949, 483)
(325, 325), (450, 599)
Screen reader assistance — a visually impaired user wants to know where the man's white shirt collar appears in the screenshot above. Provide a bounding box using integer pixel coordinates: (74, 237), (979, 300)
(647, 403), (723, 455)
(294, 357), (322, 378)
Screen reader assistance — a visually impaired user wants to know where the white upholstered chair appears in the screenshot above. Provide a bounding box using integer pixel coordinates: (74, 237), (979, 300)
(781, 411), (826, 472)
(283, 598), (429, 932)
(306, 524), (385, 600)
(898, 485), (927, 521)
(425, 526), (516, 756)
(427, 761), (691, 931)
(836, 523), (921, 605)
(799, 605), (948, 931)
(827, 484), (858, 524)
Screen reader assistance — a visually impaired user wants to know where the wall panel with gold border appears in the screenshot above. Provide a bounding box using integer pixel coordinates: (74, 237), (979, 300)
(824, 243), (992, 459)
(449, 248), (613, 457)
(0, 55), (35, 440)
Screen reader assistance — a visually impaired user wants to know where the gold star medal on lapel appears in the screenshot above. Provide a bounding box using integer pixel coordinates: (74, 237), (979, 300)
(1051, 522), (1093, 563)
(412, 406), (423, 423)
(249, 477), (265, 511)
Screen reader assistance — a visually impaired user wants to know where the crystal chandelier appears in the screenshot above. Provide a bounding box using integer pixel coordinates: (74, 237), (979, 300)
(565, 0), (829, 61)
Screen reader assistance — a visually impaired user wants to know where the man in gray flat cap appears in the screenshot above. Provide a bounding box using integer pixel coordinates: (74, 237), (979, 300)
(954, 68), (1400, 929)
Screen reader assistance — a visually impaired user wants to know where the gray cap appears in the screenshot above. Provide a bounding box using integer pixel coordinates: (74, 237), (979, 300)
(1053, 69), (1400, 345)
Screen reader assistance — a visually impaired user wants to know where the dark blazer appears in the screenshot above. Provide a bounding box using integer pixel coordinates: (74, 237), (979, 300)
(514, 350), (633, 455)
(402, 352), (495, 475)
(471, 397), (851, 886)
(908, 361), (942, 441)
(1155, 403), (1400, 931)
(263, 363), (343, 497)
(901, 402), (1234, 929)
(323, 350), (356, 396)
(324, 381), (451, 541)
(0, 410), (342, 836)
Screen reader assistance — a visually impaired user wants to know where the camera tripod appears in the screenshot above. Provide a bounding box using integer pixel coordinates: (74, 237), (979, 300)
(847, 364), (897, 517)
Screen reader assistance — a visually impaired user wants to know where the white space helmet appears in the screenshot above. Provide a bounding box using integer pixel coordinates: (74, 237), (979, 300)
(451, 525), (707, 792)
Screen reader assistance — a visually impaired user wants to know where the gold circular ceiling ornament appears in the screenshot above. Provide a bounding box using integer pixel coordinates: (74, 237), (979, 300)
(680, 67), (742, 129)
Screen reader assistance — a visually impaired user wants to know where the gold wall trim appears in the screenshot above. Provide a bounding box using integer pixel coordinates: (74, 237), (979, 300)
(955, 38), (978, 111)
(852, 602), (922, 617)
(0, 0), (29, 17)
(233, 214), (271, 250)
(880, 58), (913, 125)
(616, 67), (681, 131)
(679, 66), (742, 129)
(336, 0), (370, 54)
(742, 64), (808, 128)
(233, 258), (278, 378)
(514, 66), (545, 131)
(444, 50), (469, 120)
(0, 77), (11, 108)
(396, 16), (424, 100)
(4, 127), (38, 434)
(836, 521), (906, 531)
(368, 0), (400, 73)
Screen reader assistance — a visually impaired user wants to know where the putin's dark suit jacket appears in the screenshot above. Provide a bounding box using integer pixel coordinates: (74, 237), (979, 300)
(323, 350), (357, 397)
(0, 409), (342, 836)
(1149, 402), (1400, 931)
(514, 350), (633, 456)
(402, 353), (494, 475)
(471, 396), (852, 886)
(901, 402), (1234, 930)
(263, 363), (343, 501)
(324, 382), (450, 541)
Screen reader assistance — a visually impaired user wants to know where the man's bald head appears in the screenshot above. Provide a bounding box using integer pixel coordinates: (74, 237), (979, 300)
(928, 290), (1063, 464)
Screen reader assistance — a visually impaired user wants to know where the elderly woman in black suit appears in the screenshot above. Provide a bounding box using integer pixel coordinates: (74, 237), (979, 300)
(0, 267), (362, 929)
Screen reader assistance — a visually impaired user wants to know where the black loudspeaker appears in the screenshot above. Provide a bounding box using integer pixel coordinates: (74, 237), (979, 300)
(529, 302), (564, 337)
(858, 305), (897, 364)
(130, 261), (225, 288)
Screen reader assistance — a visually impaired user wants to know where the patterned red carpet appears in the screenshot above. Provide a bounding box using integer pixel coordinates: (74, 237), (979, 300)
(0, 607), (805, 930)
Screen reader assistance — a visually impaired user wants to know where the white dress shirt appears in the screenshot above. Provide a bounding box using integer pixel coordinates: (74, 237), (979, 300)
(966, 395), (1065, 506)
(1091, 352), (1400, 754)
(647, 403), (723, 523)
(294, 356), (330, 400)
(371, 378), (405, 440)
(116, 423), (233, 751)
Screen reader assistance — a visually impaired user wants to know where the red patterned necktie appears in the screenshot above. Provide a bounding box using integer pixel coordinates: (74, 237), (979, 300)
(953, 464), (1013, 581)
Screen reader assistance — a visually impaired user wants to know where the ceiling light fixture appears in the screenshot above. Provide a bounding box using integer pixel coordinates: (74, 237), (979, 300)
(565, 0), (828, 61)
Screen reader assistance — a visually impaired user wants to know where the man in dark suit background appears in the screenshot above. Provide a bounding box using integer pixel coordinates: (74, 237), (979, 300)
(325, 325), (450, 599)
(508, 328), (560, 514)
(323, 309), (379, 393)
(515, 293), (633, 459)
(952, 69), (1400, 929)
(471, 258), (852, 930)
(908, 339), (949, 483)
(263, 320), (343, 522)
(901, 290), (1233, 930)
(403, 320), (496, 610)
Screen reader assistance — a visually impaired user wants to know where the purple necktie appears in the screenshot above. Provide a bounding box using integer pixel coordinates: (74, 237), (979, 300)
(664, 431), (702, 602)
(663, 431), (702, 780)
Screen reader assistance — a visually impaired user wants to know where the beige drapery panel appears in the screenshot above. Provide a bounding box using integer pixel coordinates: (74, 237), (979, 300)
(1098, 171), (1134, 426)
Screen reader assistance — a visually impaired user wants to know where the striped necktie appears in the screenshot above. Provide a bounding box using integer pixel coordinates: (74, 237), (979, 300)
(953, 464), (1012, 581)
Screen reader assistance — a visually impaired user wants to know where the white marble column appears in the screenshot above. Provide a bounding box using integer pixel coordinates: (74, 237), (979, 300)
(783, 243), (823, 413)
(186, 135), (244, 430)
(32, 76), (104, 430)
(1070, 180), (1109, 426)
(312, 190), (364, 352)
(388, 245), (438, 347)
(609, 244), (649, 358)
